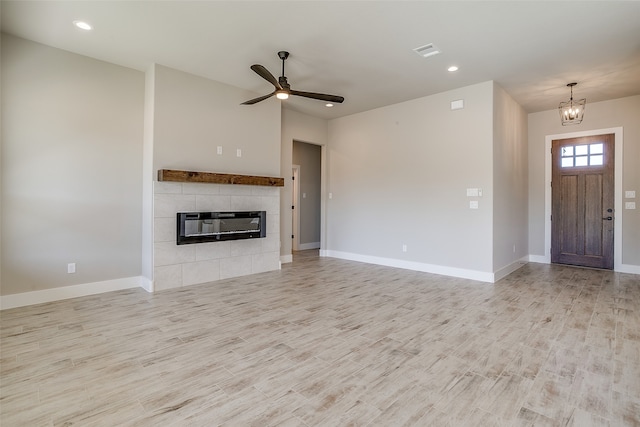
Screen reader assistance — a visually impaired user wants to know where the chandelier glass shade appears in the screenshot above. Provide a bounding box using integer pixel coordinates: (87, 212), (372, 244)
(559, 82), (586, 126)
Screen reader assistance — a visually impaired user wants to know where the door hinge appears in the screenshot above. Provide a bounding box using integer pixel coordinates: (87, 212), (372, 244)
(550, 215), (552, 221)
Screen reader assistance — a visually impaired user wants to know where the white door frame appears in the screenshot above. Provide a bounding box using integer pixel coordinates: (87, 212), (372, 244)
(320, 144), (327, 254)
(292, 164), (300, 251)
(543, 127), (623, 270)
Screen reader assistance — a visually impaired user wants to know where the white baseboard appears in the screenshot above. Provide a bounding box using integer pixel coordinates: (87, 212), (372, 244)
(323, 250), (496, 283)
(4, 258), (632, 311)
(528, 255), (640, 275)
(529, 254), (550, 264)
(139, 276), (154, 293)
(618, 264), (640, 275)
(298, 242), (320, 250)
(493, 257), (529, 282)
(1, 276), (145, 310)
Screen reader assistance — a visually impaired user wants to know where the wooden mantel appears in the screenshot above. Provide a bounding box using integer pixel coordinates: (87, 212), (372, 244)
(158, 169), (284, 187)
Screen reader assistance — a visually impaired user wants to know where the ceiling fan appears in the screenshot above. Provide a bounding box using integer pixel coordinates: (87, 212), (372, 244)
(241, 51), (345, 105)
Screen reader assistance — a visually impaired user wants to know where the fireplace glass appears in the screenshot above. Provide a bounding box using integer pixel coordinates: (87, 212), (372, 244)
(177, 211), (266, 245)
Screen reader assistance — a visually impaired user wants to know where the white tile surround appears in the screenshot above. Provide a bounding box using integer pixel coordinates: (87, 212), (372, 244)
(153, 181), (281, 291)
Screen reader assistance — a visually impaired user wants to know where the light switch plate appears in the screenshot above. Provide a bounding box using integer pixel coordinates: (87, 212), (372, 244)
(467, 188), (479, 197)
(470, 200), (479, 209)
(625, 202), (636, 209)
(625, 190), (636, 198)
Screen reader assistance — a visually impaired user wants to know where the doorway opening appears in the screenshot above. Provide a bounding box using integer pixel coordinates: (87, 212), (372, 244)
(292, 141), (322, 257)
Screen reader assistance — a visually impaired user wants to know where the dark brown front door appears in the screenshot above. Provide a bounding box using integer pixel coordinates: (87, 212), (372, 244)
(551, 134), (614, 269)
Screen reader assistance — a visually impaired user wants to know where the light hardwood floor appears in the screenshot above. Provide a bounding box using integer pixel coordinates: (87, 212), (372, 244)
(1, 253), (639, 426)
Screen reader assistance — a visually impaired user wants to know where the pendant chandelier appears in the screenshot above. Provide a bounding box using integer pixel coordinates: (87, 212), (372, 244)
(559, 82), (586, 126)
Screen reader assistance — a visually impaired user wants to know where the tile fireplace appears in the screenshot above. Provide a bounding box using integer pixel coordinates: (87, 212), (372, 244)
(153, 180), (281, 291)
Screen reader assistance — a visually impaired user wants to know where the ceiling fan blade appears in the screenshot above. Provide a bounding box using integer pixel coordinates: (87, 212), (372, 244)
(250, 64), (282, 90)
(241, 91), (276, 105)
(290, 90), (344, 103)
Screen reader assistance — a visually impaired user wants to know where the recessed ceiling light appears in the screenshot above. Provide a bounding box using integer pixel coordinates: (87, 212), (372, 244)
(448, 66), (459, 72)
(325, 103), (334, 108)
(73, 20), (92, 31)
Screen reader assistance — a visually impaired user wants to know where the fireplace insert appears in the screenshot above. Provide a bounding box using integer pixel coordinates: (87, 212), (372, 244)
(177, 211), (266, 245)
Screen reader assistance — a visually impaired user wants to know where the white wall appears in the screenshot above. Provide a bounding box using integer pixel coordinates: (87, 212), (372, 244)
(1, 35), (144, 296)
(326, 82), (495, 277)
(141, 64), (156, 284)
(151, 65), (281, 177)
(528, 95), (640, 267)
(493, 83), (529, 275)
(280, 108), (328, 260)
(0, 33), (3, 293)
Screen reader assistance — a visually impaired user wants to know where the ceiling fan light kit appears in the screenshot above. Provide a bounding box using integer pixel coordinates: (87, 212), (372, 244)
(559, 82), (586, 126)
(241, 51), (344, 105)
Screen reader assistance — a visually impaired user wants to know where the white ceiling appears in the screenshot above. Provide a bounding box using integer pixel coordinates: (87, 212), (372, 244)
(2, 1), (640, 120)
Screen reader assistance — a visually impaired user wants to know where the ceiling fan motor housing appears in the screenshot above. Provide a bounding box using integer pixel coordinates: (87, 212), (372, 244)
(279, 76), (290, 90)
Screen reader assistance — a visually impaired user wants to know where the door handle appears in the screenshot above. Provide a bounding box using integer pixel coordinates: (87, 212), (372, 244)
(603, 216), (613, 221)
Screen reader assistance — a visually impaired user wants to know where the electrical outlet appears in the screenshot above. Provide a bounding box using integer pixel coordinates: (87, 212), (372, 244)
(217, 146), (223, 155)
(67, 263), (76, 274)
(402, 244), (407, 252)
(236, 148), (242, 157)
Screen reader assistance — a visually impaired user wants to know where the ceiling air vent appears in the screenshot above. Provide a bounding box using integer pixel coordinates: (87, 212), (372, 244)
(413, 43), (441, 58)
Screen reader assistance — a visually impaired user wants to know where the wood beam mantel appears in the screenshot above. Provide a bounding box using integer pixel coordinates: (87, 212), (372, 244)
(157, 169), (284, 187)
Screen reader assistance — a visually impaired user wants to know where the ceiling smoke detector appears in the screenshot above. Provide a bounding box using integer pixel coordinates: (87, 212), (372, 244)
(413, 43), (441, 58)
